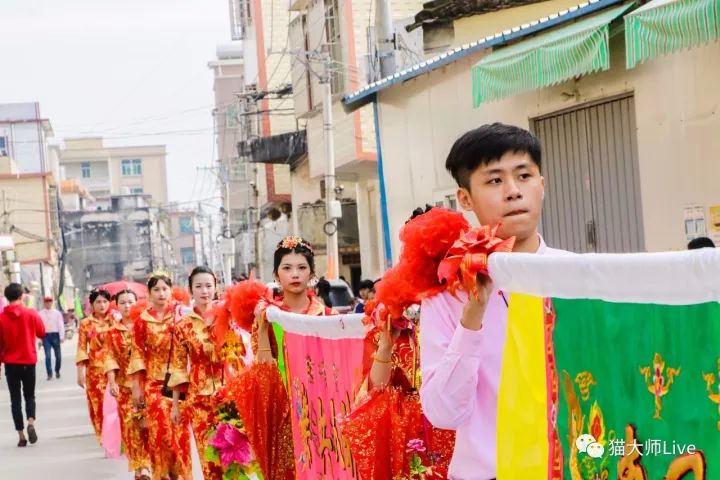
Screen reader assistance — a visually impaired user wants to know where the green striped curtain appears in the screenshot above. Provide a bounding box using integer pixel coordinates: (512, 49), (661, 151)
(472, 4), (633, 106)
(625, 0), (720, 69)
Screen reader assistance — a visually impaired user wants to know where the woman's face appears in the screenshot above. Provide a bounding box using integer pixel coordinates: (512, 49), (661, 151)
(116, 293), (136, 319)
(191, 273), (216, 308)
(275, 253), (312, 295)
(92, 296), (110, 316)
(149, 280), (171, 309)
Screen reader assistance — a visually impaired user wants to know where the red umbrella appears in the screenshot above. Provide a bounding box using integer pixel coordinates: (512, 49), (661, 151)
(99, 281), (148, 301)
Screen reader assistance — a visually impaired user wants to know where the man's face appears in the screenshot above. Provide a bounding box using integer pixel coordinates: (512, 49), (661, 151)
(44, 300), (52, 309)
(457, 151), (544, 243)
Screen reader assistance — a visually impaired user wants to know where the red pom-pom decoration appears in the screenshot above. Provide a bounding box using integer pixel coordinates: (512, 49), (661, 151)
(171, 287), (191, 306)
(227, 279), (270, 331)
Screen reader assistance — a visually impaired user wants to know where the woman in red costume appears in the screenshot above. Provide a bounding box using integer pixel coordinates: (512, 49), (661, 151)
(254, 236), (335, 363)
(76, 288), (113, 443)
(342, 206), (460, 479)
(208, 236), (331, 480)
(105, 289), (152, 480)
(128, 273), (192, 480)
(169, 266), (248, 480)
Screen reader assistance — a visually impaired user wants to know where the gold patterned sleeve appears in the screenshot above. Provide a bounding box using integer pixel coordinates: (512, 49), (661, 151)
(127, 317), (147, 376)
(184, 318), (206, 355)
(75, 319), (90, 365)
(103, 330), (120, 375)
(167, 322), (190, 388)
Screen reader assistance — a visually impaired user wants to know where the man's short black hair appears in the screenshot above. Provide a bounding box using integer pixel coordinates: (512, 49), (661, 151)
(688, 236), (715, 249)
(4, 283), (24, 302)
(445, 122), (542, 190)
(358, 279), (375, 291)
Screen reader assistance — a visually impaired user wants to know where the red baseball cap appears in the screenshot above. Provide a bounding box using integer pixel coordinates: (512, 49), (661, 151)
(43, 296), (53, 302)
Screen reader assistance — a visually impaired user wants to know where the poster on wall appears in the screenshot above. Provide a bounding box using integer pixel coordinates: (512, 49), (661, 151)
(683, 205), (707, 242)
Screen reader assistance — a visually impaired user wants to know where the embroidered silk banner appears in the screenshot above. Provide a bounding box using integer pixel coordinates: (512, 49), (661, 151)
(491, 249), (720, 479)
(267, 308), (368, 479)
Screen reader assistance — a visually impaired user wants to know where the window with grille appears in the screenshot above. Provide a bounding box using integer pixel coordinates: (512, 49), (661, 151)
(226, 105), (239, 128)
(181, 247), (195, 265)
(230, 158), (247, 181)
(324, 0), (344, 94)
(179, 216), (193, 234)
(231, 208), (247, 227)
(130, 186), (144, 195)
(0, 136), (7, 156)
(121, 159), (142, 176)
(229, 0), (252, 40)
(81, 162), (91, 178)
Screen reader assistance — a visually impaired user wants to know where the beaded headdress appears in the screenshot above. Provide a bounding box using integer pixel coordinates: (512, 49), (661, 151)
(276, 235), (314, 254)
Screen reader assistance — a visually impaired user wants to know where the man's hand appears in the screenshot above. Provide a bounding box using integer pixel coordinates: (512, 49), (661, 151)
(460, 275), (494, 331)
(77, 369), (86, 389)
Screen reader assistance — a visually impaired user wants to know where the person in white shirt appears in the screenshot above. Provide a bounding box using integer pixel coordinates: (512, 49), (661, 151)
(38, 297), (64, 381)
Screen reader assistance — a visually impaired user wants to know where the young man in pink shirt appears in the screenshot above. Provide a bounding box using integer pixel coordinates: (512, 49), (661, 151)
(419, 123), (567, 479)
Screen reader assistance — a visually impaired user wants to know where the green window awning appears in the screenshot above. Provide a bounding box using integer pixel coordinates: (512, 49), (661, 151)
(625, 0), (720, 69)
(472, 3), (634, 107)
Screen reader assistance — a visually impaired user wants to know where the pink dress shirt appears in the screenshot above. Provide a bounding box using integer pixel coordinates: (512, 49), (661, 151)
(419, 239), (567, 479)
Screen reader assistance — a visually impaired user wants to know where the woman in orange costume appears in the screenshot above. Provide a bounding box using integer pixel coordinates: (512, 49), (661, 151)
(76, 288), (113, 443)
(105, 289), (152, 480)
(342, 206), (458, 479)
(169, 266), (247, 480)
(128, 273), (192, 480)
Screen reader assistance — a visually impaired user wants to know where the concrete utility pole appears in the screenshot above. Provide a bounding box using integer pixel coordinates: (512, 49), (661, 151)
(321, 56), (340, 278)
(198, 202), (209, 267)
(375, 0), (396, 78)
(198, 165), (234, 284)
(224, 166), (234, 283)
(252, 170), (261, 279)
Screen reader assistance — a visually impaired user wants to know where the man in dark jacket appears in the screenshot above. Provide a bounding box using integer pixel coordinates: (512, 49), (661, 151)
(0, 283), (46, 447)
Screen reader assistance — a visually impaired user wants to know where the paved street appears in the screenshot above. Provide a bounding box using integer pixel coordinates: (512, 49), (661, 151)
(0, 340), (203, 479)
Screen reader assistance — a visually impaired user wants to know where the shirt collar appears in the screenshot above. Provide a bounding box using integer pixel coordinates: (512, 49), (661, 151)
(536, 234), (548, 254)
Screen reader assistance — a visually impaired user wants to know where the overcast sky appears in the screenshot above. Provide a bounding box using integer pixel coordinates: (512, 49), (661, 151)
(1, 0), (230, 204)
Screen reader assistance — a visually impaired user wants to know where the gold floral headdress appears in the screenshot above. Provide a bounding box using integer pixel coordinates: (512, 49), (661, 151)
(148, 270), (173, 281)
(277, 235), (314, 254)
